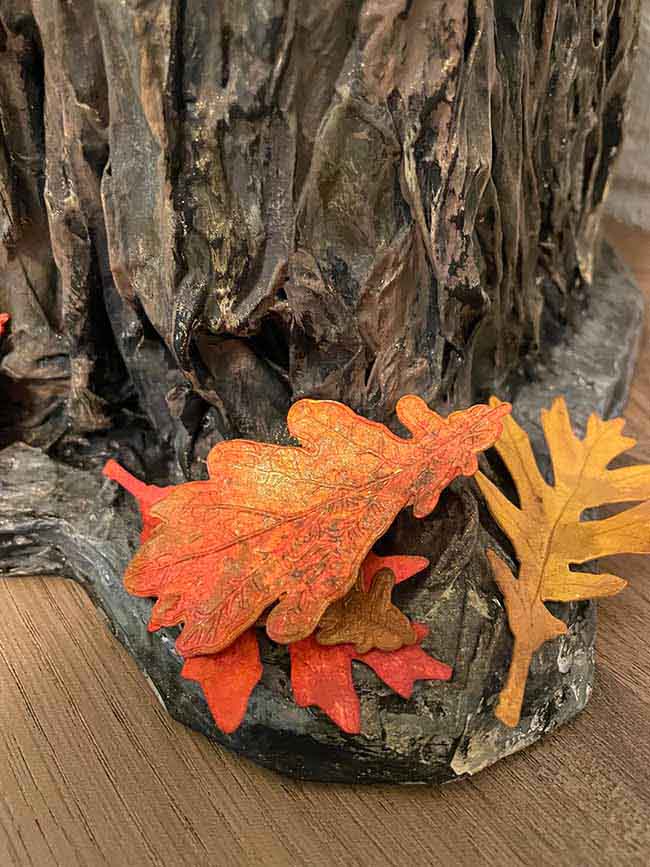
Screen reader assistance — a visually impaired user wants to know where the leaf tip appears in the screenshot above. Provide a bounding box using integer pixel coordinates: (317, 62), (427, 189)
(102, 458), (120, 480)
(396, 394), (446, 437)
(432, 660), (454, 682)
(551, 395), (568, 413)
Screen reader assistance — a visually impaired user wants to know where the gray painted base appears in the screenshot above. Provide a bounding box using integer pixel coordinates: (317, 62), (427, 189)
(0, 243), (644, 784)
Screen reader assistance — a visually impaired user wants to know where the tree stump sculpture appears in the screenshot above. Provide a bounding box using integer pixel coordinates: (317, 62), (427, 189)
(0, 1), (643, 782)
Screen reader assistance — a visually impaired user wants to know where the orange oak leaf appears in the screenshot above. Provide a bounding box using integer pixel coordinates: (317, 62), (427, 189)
(290, 624), (452, 734)
(181, 628), (263, 734)
(105, 455), (263, 735)
(109, 396), (510, 657)
(476, 396), (650, 728)
(0, 313), (8, 337)
(316, 567), (418, 653)
(99, 473), (433, 734)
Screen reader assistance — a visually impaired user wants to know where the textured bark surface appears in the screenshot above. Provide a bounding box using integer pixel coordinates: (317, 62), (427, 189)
(0, 0), (640, 474)
(0, 2), (642, 782)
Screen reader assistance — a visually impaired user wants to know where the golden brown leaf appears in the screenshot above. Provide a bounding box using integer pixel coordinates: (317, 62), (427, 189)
(476, 396), (650, 728)
(316, 567), (418, 654)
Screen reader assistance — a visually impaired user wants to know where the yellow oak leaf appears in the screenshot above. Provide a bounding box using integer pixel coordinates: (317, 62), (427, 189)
(476, 396), (650, 727)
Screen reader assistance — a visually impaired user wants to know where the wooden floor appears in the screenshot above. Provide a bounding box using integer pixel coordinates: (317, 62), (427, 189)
(1, 220), (650, 867)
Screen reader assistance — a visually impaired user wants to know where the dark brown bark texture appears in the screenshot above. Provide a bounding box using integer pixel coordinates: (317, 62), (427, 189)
(0, 1), (639, 478)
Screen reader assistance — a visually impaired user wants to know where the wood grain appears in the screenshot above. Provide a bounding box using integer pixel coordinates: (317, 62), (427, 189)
(1, 220), (649, 866)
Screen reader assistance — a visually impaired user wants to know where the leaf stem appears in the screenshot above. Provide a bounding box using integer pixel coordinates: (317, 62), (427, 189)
(495, 639), (534, 727)
(103, 459), (150, 499)
(103, 459), (167, 512)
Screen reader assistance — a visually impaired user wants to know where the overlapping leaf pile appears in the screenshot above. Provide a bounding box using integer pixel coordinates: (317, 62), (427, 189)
(184, 554), (451, 735)
(477, 397), (650, 727)
(105, 395), (509, 733)
(290, 554), (452, 733)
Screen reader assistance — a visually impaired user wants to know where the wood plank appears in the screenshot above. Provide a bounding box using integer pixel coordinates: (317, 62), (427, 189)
(1, 219), (649, 866)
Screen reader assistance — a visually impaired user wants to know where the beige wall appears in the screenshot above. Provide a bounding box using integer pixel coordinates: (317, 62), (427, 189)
(607, 6), (650, 228)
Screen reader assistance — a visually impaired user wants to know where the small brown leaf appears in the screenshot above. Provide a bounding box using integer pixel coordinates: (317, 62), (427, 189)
(316, 568), (418, 654)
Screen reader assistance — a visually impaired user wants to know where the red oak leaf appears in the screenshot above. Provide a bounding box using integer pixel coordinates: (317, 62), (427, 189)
(110, 397), (510, 657)
(291, 640), (359, 732)
(0, 313), (8, 336)
(289, 550), (451, 733)
(359, 627), (451, 698)
(290, 625), (452, 734)
(181, 628), (262, 734)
